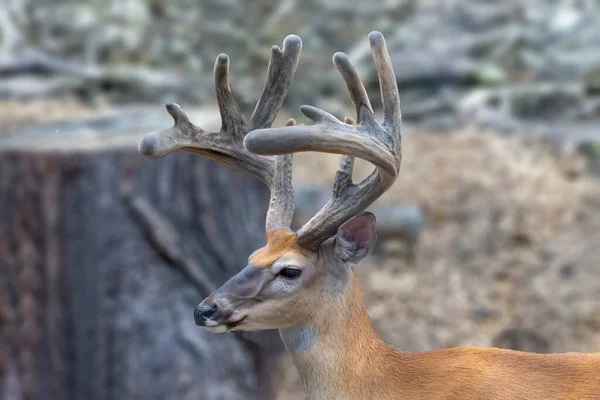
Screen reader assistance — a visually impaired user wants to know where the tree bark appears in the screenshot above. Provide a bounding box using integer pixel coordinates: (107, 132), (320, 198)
(0, 138), (281, 400)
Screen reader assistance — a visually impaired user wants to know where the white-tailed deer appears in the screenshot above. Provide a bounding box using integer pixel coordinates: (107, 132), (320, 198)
(139, 32), (600, 400)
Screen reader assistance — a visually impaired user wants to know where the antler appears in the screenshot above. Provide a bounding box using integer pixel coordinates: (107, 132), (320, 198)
(138, 35), (302, 230)
(244, 31), (402, 250)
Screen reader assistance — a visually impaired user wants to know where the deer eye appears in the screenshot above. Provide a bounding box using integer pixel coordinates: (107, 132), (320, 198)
(278, 268), (301, 279)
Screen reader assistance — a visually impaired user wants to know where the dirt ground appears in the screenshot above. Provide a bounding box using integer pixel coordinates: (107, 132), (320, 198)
(275, 128), (600, 399)
(0, 98), (94, 133)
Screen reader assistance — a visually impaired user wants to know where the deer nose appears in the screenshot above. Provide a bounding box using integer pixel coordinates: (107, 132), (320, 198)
(194, 303), (217, 325)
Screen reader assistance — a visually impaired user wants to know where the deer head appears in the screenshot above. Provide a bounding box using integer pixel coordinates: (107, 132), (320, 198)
(137, 32), (600, 400)
(138, 31), (401, 336)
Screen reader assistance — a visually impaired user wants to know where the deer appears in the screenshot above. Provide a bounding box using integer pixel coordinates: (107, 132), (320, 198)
(139, 32), (600, 400)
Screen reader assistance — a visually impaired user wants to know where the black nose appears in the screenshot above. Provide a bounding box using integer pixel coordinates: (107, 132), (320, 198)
(194, 304), (217, 325)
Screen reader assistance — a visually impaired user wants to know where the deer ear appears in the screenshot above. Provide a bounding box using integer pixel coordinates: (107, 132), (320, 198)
(334, 212), (377, 264)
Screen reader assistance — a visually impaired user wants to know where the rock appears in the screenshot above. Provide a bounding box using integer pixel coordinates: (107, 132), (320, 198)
(585, 66), (600, 94)
(578, 140), (600, 175)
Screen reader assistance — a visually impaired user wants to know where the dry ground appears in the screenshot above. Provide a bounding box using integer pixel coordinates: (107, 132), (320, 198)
(0, 98), (94, 133)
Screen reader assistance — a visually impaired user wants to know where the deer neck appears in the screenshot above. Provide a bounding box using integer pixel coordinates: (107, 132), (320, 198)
(279, 271), (401, 399)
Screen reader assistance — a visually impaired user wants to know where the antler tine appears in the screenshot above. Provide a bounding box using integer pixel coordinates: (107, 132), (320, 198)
(333, 53), (373, 123)
(139, 36), (302, 231)
(138, 102), (197, 158)
(214, 53), (246, 136)
(249, 35), (302, 131)
(370, 31), (402, 134)
(333, 117), (357, 196)
(245, 31), (401, 250)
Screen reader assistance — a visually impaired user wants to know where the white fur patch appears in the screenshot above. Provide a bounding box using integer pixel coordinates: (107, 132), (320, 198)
(280, 324), (317, 352)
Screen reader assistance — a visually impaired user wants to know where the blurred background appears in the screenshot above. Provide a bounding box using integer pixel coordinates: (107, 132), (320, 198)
(1, 0), (599, 399)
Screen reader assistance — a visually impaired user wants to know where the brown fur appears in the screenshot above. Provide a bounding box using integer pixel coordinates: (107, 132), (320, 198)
(249, 228), (302, 267)
(203, 224), (600, 399)
(289, 272), (600, 400)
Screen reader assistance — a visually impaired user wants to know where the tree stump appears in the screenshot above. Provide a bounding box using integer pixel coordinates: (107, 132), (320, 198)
(0, 120), (281, 400)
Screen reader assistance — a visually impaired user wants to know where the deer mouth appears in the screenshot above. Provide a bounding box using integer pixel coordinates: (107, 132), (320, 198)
(204, 315), (247, 333)
(226, 315), (247, 330)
